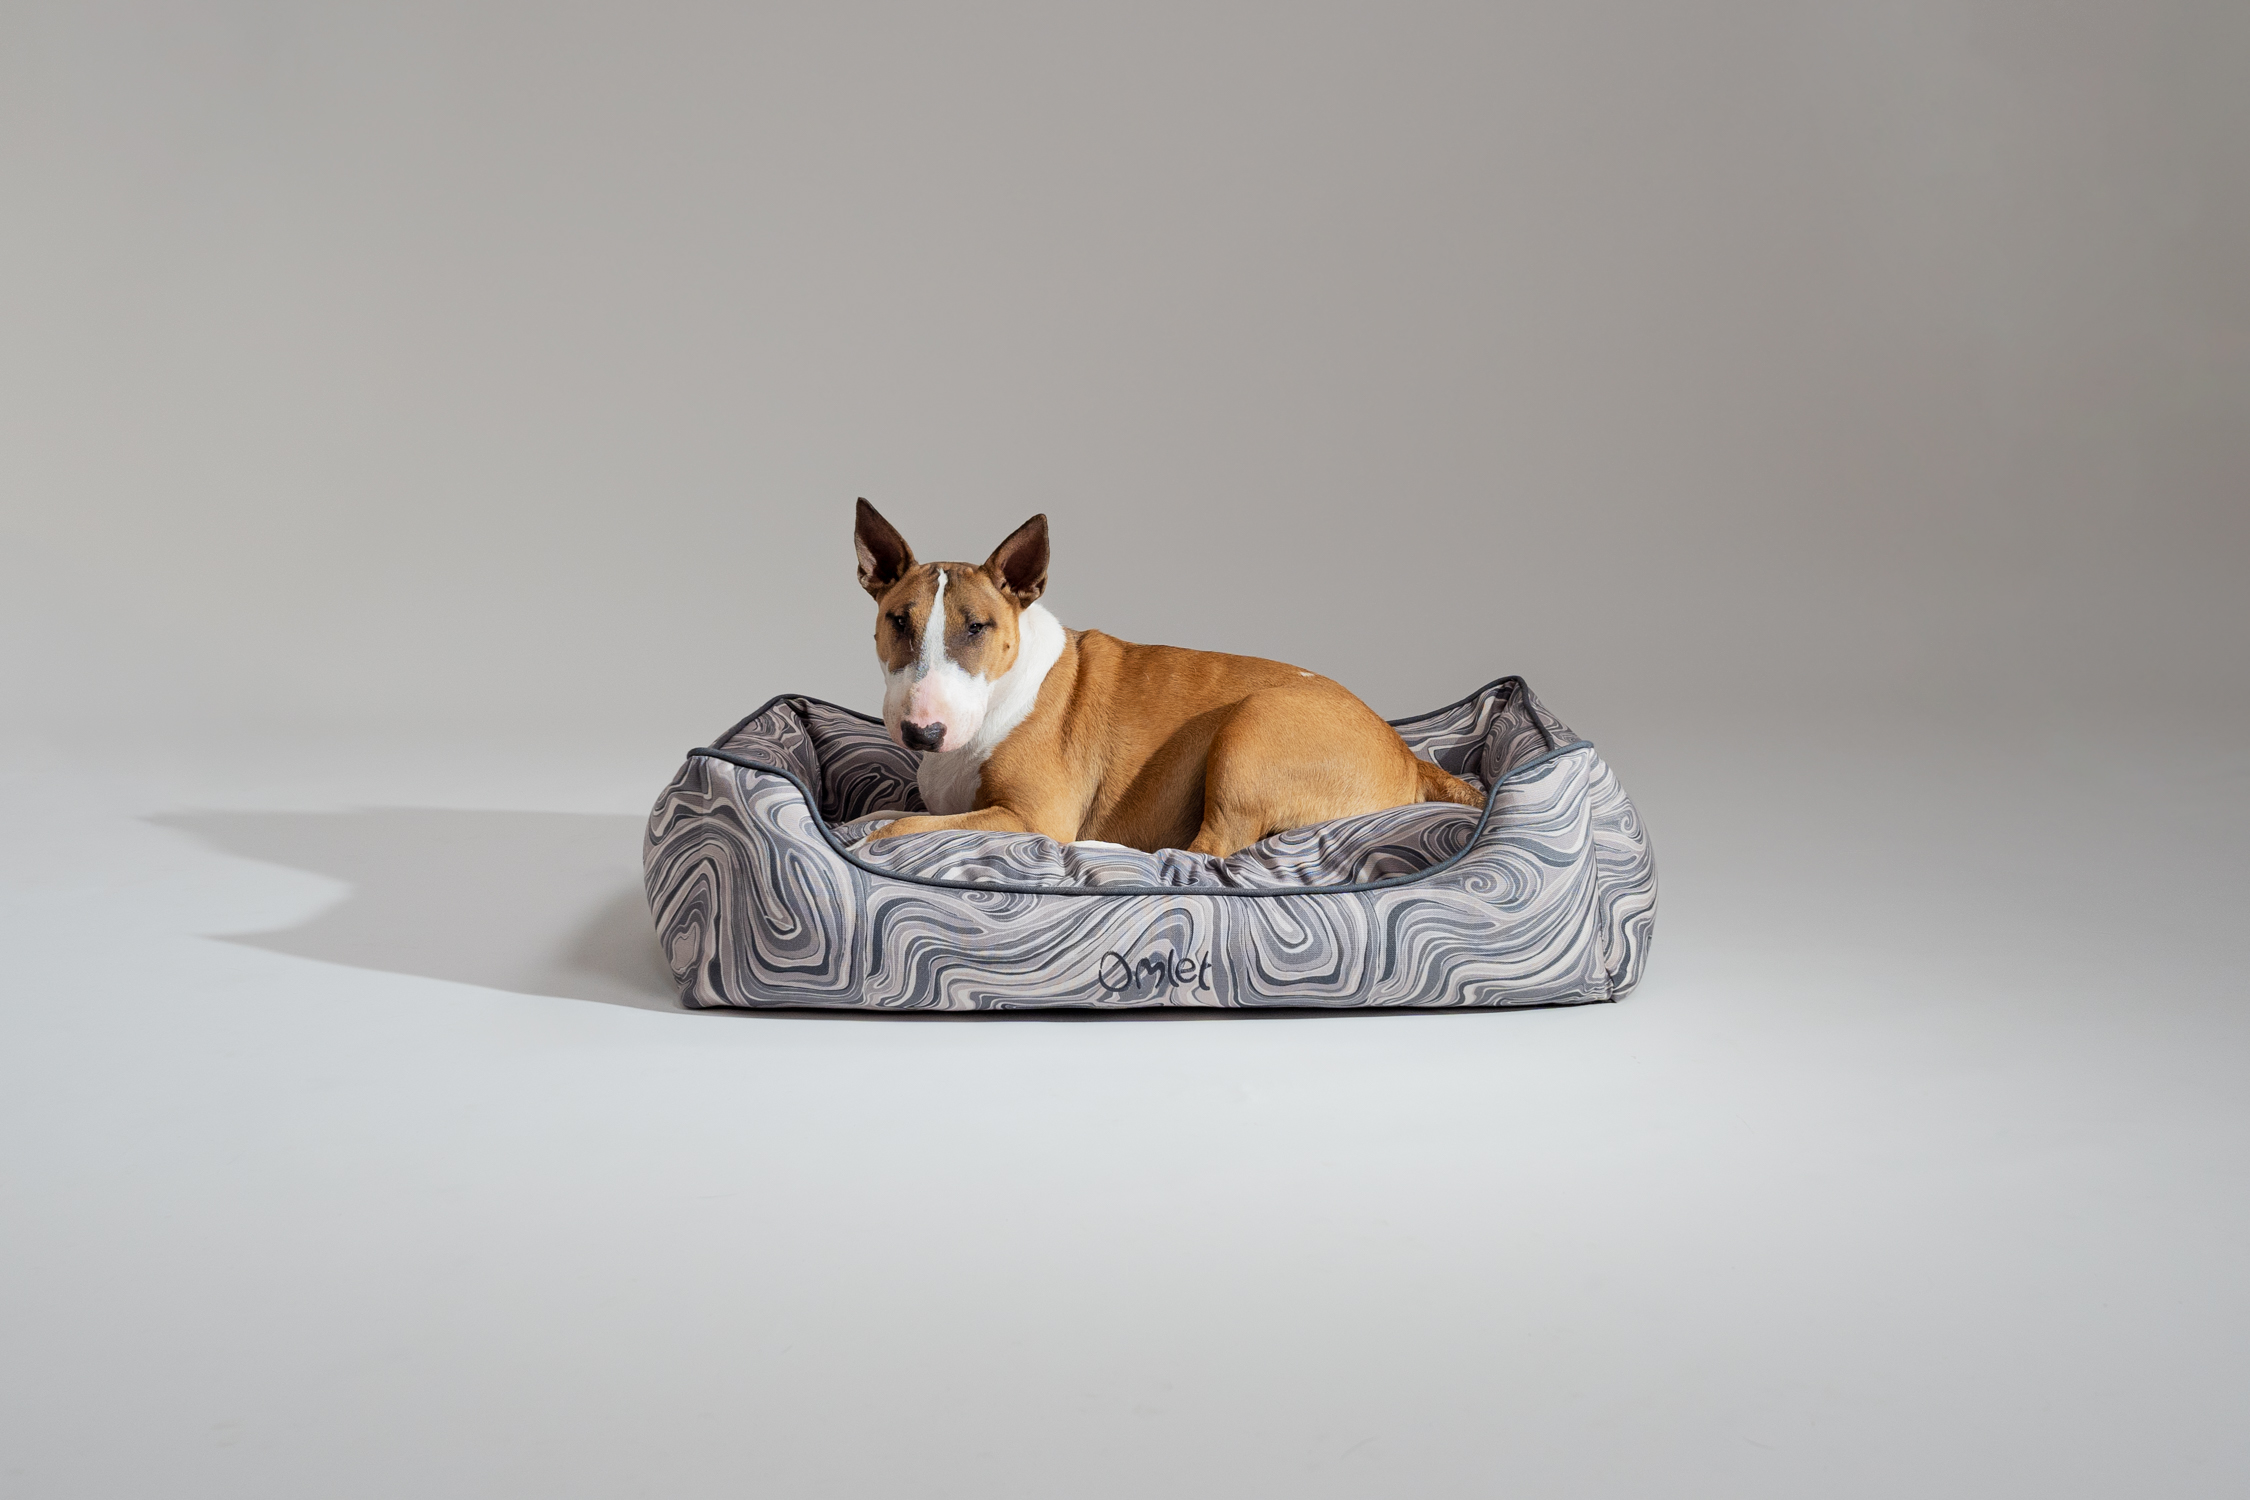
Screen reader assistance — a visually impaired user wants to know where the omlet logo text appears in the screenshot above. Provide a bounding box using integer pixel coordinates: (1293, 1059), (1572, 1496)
(1094, 946), (1213, 998)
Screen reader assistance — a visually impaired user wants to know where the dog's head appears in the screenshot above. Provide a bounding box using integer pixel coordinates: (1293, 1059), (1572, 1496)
(854, 499), (1049, 754)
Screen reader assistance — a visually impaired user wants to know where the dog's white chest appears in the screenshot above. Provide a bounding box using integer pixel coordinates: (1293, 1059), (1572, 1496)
(916, 747), (988, 816)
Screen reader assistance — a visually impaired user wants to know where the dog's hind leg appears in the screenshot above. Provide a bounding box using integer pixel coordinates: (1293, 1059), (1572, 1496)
(1183, 801), (1267, 860)
(1184, 687), (1424, 858)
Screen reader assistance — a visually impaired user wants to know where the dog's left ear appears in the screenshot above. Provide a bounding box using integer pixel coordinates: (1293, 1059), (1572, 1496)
(983, 513), (1048, 605)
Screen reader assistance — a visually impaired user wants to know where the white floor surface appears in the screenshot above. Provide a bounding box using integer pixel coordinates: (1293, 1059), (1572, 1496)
(3, 711), (2246, 1498)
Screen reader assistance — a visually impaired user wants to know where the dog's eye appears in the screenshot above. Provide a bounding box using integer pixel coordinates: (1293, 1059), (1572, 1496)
(886, 612), (909, 632)
(964, 620), (989, 637)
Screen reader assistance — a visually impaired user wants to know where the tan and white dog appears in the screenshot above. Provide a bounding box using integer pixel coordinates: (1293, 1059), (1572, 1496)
(856, 499), (1483, 857)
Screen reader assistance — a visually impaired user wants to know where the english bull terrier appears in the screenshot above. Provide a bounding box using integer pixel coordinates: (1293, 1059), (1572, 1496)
(856, 499), (1483, 857)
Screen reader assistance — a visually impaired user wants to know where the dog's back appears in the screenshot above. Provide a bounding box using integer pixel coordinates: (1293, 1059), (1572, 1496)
(980, 628), (1482, 855)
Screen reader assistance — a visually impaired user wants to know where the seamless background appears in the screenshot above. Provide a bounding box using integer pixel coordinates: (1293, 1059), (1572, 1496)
(4, 4), (2247, 1498)
(9, 0), (2244, 740)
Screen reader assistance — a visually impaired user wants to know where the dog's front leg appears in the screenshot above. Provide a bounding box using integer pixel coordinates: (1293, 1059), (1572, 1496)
(867, 806), (1035, 842)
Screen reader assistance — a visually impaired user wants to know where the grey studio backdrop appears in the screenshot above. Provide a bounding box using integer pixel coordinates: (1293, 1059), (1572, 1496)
(6, 2), (2243, 744)
(4, 4), (2249, 1499)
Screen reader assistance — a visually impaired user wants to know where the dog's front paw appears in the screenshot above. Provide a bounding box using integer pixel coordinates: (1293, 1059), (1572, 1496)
(841, 809), (912, 844)
(860, 810), (919, 842)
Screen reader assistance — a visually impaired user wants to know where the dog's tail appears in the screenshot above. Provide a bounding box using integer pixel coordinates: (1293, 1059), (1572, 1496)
(1414, 756), (1486, 809)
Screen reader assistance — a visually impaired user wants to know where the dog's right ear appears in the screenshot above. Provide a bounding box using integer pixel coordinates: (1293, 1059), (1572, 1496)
(854, 498), (916, 598)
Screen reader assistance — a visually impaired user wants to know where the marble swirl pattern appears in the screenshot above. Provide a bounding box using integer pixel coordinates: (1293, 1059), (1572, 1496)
(643, 676), (1657, 1010)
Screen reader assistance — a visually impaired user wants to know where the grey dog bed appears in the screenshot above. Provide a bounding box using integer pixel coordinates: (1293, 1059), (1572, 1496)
(643, 675), (1656, 1010)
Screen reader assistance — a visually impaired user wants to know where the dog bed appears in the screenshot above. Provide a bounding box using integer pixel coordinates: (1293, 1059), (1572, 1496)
(644, 675), (1655, 1010)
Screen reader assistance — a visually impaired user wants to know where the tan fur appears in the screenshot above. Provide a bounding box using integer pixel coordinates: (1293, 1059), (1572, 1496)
(855, 504), (1484, 857)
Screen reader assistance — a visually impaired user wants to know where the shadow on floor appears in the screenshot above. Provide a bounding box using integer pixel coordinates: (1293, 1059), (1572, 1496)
(151, 809), (687, 1012)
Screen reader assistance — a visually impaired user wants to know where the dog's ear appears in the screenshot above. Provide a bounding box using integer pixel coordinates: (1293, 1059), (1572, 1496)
(854, 498), (916, 598)
(983, 513), (1048, 605)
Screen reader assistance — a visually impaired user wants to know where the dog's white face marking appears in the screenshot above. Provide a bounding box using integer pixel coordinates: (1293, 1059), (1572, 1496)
(920, 567), (950, 679)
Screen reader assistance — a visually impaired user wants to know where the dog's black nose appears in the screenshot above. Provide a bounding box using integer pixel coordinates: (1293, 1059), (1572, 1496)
(901, 720), (945, 752)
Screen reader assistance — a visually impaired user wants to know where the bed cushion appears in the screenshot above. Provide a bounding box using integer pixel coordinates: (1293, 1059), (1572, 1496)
(831, 800), (1486, 890)
(644, 675), (1656, 1010)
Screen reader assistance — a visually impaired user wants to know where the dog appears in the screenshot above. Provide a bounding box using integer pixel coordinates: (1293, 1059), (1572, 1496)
(855, 499), (1483, 857)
